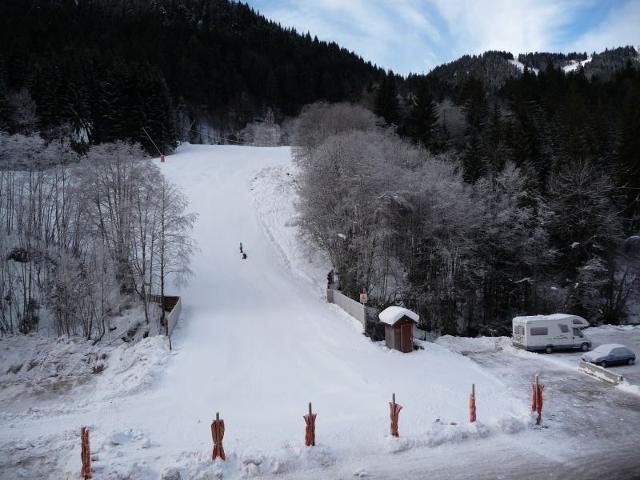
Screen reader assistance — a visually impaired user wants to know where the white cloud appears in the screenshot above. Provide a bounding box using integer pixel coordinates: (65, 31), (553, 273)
(568, 1), (640, 53)
(429, 0), (585, 58)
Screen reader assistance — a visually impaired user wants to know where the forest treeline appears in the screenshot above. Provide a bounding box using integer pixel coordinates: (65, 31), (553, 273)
(294, 97), (639, 335)
(0, 0), (381, 153)
(0, 135), (196, 339)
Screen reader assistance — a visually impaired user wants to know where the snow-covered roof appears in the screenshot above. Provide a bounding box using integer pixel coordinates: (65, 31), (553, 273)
(378, 306), (419, 326)
(513, 313), (587, 324)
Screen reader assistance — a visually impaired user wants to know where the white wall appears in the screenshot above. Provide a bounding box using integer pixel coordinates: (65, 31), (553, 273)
(327, 289), (365, 325)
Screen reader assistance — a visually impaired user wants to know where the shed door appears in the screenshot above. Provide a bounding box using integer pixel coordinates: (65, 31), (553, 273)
(400, 323), (412, 352)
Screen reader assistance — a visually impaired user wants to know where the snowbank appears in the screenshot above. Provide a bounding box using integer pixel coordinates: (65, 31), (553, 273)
(250, 163), (331, 294)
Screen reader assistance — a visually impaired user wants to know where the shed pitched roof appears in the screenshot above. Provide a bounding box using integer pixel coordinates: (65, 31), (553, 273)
(379, 306), (419, 326)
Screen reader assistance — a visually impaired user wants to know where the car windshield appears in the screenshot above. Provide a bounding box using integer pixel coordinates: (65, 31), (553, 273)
(592, 345), (613, 354)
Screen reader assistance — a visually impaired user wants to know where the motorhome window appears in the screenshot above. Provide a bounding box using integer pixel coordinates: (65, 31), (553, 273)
(572, 328), (583, 337)
(559, 324), (569, 333)
(530, 327), (548, 336)
(572, 319), (583, 324)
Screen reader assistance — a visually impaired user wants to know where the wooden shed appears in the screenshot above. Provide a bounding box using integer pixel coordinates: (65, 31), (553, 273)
(379, 306), (419, 353)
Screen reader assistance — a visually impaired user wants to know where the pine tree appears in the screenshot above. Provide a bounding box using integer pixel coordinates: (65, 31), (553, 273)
(403, 81), (439, 150)
(616, 75), (640, 230)
(461, 78), (488, 182)
(0, 76), (11, 132)
(374, 72), (399, 125)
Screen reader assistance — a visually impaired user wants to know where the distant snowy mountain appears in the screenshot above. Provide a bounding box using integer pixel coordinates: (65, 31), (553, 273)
(427, 46), (638, 91)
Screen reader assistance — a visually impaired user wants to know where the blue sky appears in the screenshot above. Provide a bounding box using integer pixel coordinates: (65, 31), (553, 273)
(244, 0), (640, 75)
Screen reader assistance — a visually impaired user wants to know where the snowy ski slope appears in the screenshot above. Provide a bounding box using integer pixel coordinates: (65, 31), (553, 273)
(1, 144), (535, 479)
(148, 144), (530, 475)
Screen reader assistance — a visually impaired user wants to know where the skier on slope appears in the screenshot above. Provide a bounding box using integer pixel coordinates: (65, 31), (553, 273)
(240, 242), (243, 253)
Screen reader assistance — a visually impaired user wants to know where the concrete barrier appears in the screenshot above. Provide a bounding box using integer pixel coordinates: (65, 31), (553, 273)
(578, 361), (624, 385)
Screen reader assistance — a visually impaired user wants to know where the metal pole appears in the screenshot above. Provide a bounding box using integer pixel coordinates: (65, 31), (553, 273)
(141, 126), (164, 157)
(215, 412), (220, 452)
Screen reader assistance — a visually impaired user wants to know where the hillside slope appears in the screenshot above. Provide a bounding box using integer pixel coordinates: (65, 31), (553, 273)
(0, 145), (533, 479)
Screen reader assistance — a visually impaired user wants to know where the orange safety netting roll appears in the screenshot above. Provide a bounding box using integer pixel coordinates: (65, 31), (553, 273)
(211, 418), (226, 461)
(469, 392), (477, 423)
(80, 427), (92, 479)
(304, 412), (317, 446)
(389, 401), (403, 437)
(531, 383), (544, 425)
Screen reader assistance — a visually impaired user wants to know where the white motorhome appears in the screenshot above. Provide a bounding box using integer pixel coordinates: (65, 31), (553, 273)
(512, 314), (591, 353)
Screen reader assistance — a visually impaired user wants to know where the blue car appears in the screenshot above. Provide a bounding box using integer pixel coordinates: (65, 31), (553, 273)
(581, 343), (636, 368)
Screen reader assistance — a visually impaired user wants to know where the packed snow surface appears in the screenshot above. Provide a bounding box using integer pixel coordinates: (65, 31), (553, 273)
(563, 56), (592, 73)
(0, 144), (534, 478)
(509, 58), (539, 75)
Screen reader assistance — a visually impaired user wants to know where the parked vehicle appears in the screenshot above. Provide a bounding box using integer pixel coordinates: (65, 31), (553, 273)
(581, 344), (636, 367)
(512, 314), (592, 353)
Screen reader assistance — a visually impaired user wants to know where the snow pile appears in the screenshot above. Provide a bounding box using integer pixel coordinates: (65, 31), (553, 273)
(94, 336), (169, 400)
(436, 334), (513, 354)
(384, 420), (492, 454)
(160, 443), (336, 480)
(0, 329), (169, 415)
(0, 334), (107, 407)
(618, 381), (640, 396)
(0, 428), (79, 480)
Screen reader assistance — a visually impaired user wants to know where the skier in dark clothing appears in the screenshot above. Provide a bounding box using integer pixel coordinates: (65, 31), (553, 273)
(240, 242), (243, 253)
(327, 269), (334, 288)
(242, 252), (247, 260)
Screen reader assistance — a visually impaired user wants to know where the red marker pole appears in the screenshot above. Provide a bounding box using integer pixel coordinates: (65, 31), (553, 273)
(469, 384), (477, 423)
(531, 374), (544, 425)
(389, 393), (402, 437)
(304, 402), (316, 446)
(80, 427), (92, 479)
(211, 412), (226, 461)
